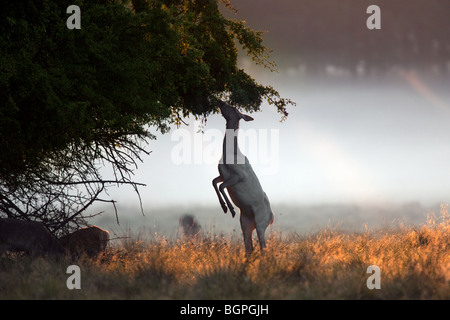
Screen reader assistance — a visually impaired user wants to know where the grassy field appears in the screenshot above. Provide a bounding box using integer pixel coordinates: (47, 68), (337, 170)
(0, 212), (448, 300)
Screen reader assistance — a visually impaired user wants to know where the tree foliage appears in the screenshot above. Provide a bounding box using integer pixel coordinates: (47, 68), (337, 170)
(0, 0), (293, 234)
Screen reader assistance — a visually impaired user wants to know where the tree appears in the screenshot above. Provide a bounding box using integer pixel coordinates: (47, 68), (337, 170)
(0, 0), (293, 235)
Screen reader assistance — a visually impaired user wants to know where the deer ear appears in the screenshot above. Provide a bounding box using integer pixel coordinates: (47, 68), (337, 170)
(241, 114), (254, 122)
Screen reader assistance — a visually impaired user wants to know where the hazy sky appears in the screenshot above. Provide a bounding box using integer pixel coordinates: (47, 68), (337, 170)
(104, 76), (450, 210)
(101, 1), (450, 213)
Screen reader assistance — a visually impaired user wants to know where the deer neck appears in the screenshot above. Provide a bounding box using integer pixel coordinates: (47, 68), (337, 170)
(222, 125), (245, 165)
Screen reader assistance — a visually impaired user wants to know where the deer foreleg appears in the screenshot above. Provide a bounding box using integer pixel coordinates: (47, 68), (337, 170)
(218, 175), (240, 218)
(212, 176), (228, 213)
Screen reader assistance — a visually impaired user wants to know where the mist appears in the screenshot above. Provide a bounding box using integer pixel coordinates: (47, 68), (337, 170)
(89, 72), (450, 237)
(91, 1), (450, 236)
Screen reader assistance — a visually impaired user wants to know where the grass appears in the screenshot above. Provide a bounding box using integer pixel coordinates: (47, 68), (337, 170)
(0, 211), (448, 300)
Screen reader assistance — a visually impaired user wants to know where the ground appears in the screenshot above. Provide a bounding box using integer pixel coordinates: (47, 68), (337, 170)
(0, 212), (448, 300)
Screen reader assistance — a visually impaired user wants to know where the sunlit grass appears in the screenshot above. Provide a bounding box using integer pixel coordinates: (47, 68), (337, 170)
(0, 210), (448, 299)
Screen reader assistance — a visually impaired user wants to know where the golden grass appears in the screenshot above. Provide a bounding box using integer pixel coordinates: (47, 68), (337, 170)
(0, 212), (448, 299)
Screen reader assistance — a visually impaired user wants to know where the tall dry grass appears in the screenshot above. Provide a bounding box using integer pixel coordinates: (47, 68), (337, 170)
(0, 210), (448, 299)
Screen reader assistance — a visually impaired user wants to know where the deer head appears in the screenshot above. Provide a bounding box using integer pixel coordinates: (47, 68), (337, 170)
(218, 101), (254, 129)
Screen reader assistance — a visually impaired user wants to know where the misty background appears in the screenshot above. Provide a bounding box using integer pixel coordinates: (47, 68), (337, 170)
(92, 0), (450, 237)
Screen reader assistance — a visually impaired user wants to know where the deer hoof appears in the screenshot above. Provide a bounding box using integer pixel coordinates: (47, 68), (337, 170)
(221, 204), (228, 213)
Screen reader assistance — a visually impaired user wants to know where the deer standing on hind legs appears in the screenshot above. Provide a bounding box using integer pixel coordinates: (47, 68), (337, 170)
(212, 101), (274, 254)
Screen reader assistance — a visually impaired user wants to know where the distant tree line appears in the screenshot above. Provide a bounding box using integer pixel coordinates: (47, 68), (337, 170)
(235, 0), (450, 76)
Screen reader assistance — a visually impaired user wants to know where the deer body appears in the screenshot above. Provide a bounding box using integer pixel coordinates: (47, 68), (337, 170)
(213, 101), (274, 253)
(59, 225), (109, 257)
(179, 214), (201, 239)
(0, 218), (66, 257)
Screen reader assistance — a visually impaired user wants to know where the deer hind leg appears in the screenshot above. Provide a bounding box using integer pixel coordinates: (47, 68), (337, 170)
(240, 214), (255, 254)
(212, 176), (228, 213)
(255, 224), (267, 252)
(255, 214), (273, 252)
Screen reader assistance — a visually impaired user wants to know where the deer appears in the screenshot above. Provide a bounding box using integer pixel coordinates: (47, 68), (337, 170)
(179, 214), (201, 239)
(212, 101), (274, 254)
(0, 218), (66, 257)
(59, 225), (110, 258)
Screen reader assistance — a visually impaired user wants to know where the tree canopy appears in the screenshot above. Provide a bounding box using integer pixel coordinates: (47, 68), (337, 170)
(0, 0), (293, 233)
